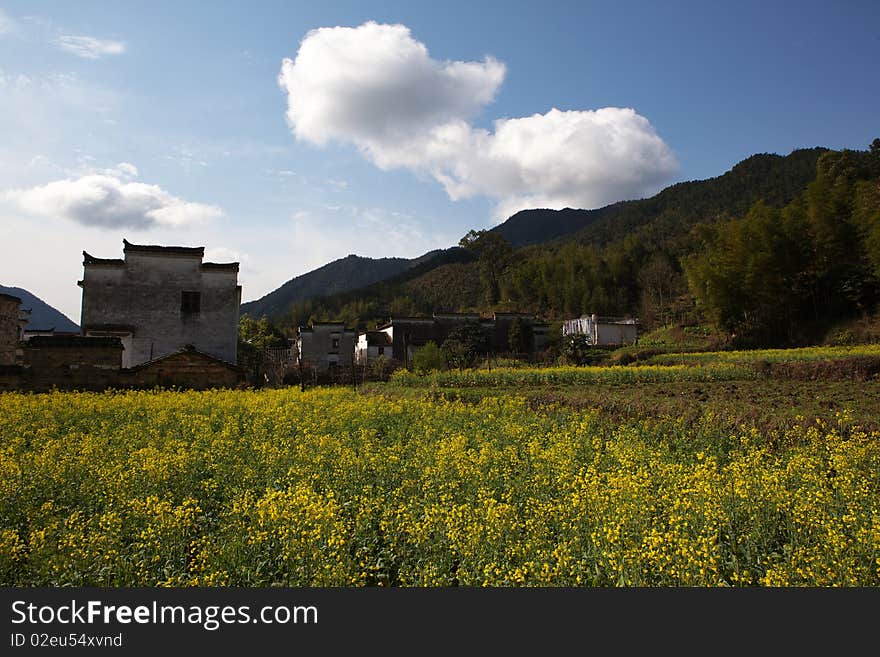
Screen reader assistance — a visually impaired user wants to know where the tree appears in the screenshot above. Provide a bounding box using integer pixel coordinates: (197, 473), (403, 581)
(560, 334), (591, 365)
(239, 314), (287, 350)
(637, 253), (682, 328)
(369, 354), (391, 381)
(441, 323), (488, 371)
(459, 230), (515, 305)
(412, 341), (446, 373)
(238, 314), (289, 386)
(507, 317), (522, 355)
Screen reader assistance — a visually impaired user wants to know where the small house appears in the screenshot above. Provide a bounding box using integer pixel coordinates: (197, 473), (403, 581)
(297, 322), (357, 372)
(562, 314), (638, 346)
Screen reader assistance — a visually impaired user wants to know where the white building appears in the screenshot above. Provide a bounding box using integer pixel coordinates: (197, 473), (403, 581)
(355, 330), (393, 365)
(562, 314), (638, 346)
(79, 239), (241, 368)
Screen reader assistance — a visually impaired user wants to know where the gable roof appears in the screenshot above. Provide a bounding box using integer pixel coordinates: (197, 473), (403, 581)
(201, 262), (240, 272)
(82, 251), (124, 266)
(363, 331), (393, 346)
(123, 238), (204, 257)
(26, 335), (123, 349)
(123, 346), (243, 373)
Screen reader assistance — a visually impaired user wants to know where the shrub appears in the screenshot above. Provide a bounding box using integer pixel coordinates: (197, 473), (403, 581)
(412, 341), (446, 374)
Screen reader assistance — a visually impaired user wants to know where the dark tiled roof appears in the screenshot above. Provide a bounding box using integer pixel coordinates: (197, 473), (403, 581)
(83, 251), (124, 266)
(364, 331), (392, 346)
(123, 239), (204, 257)
(202, 262), (240, 272)
(123, 347), (242, 373)
(380, 316), (435, 328)
(83, 324), (135, 333)
(27, 336), (123, 349)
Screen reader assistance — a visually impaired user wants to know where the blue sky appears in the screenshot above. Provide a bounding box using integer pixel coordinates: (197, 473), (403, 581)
(1, 0), (878, 323)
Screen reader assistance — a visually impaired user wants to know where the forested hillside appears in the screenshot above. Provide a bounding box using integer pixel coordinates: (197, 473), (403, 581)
(240, 250), (446, 319)
(491, 148), (826, 248)
(258, 143), (880, 348)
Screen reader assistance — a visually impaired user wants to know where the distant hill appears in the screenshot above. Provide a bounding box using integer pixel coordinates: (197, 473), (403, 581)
(491, 148), (828, 248)
(246, 146), (839, 331)
(240, 250), (447, 320)
(0, 286), (79, 332)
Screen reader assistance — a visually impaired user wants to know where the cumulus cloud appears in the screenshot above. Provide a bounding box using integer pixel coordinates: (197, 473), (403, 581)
(57, 34), (126, 59)
(279, 22), (678, 220)
(4, 165), (223, 229)
(278, 21), (505, 163)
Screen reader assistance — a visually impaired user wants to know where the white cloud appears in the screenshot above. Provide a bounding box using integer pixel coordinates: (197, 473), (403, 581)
(279, 22), (678, 220)
(278, 21), (505, 155)
(57, 34), (125, 59)
(113, 162), (138, 178)
(205, 246), (245, 264)
(4, 166), (223, 229)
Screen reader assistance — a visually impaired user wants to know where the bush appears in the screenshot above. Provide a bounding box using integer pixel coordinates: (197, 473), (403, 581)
(559, 334), (591, 365)
(412, 341), (446, 374)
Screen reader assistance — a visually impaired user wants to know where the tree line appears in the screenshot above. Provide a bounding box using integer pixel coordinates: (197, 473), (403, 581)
(255, 142), (880, 349)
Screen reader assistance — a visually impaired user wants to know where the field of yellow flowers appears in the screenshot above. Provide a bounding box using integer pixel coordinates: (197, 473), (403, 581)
(1, 386), (878, 586)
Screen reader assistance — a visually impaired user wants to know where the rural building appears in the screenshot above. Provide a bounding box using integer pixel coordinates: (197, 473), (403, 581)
(354, 330), (393, 365)
(119, 346), (244, 390)
(371, 312), (550, 364)
(22, 328), (79, 341)
(371, 316), (436, 365)
(562, 314), (639, 346)
(23, 335), (124, 391)
(79, 239), (241, 368)
(0, 293), (22, 365)
(297, 322), (357, 372)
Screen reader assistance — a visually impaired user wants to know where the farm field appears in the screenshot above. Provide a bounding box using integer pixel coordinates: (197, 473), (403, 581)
(1, 348), (879, 587)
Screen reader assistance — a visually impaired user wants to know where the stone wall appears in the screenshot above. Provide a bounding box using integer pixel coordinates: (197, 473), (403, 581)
(22, 336), (123, 392)
(3, 340), (242, 392)
(0, 294), (21, 366)
(0, 365), (24, 391)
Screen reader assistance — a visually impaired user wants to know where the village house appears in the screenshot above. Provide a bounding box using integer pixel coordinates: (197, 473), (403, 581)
(79, 239), (241, 368)
(0, 293), (22, 366)
(23, 335), (125, 391)
(360, 312), (550, 365)
(562, 314), (639, 346)
(297, 321), (357, 373)
(0, 244), (246, 392)
(354, 330), (393, 365)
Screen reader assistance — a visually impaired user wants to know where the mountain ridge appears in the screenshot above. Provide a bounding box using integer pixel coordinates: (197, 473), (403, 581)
(243, 146), (832, 326)
(490, 148), (828, 248)
(0, 286), (80, 332)
(240, 250), (448, 320)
